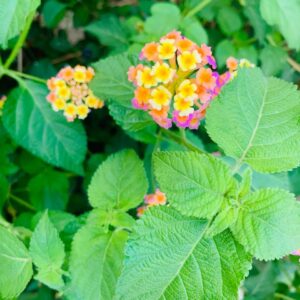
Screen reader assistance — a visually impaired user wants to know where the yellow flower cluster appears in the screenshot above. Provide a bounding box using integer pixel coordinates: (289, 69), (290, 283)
(47, 66), (104, 122)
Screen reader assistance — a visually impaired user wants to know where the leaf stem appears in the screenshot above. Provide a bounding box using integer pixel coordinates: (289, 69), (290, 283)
(4, 11), (35, 69)
(161, 128), (205, 154)
(184, 0), (212, 18)
(6, 69), (47, 84)
(274, 293), (295, 300)
(9, 193), (36, 211)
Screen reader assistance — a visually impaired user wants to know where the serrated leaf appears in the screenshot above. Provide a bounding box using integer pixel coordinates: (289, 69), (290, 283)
(116, 206), (252, 300)
(206, 67), (300, 173)
(88, 149), (148, 211)
(153, 152), (236, 218)
(260, 0), (300, 50)
(90, 54), (137, 104)
(29, 212), (65, 290)
(0, 0), (40, 48)
(0, 226), (33, 299)
(3, 80), (87, 174)
(28, 169), (69, 210)
(231, 188), (300, 260)
(238, 168), (252, 198)
(67, 220), (128, 300)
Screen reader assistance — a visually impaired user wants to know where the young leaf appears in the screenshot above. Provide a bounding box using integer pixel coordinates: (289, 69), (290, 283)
(116, 206), (252, 299)
(29, 212), (65, 290)
(260, 0), (300, 50)
(3, 80), (87, 174)
(153, 152), (236, 218)
(231, 188), (300, 260)
(0, 0), (40, 48)
(206, 68), (300, 173)
(0, 226), (33, 299)
(67, 220), (128, 300)
(238, 168), (252, 198)
(28, 169), (69, 211)
(88, 149), (148, 211)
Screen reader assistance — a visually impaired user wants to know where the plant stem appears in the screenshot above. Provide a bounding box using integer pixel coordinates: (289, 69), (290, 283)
(274, 293), (295, 300)
(161, 128), (205, 154)
(6, 69), (47, 84)
(4, 11), (35, 69)
(184, 0), (212, 18)
(9, 193), (36, 211)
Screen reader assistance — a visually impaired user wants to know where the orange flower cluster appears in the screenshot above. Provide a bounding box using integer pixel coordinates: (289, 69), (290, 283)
(137, 188), (167, 217)
(0, 95), (7, 116)
(226, 56), (255, 79)
(128, 31), (231, 129)
(47, 66), (104, 122)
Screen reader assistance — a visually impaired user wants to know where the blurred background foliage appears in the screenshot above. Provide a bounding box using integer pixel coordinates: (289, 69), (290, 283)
(0, 0), (300, 299)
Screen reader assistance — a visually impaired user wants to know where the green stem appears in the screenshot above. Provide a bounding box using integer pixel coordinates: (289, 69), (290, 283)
(6, 69), (46, 84)
(9, 193), (36, 211)
(184, 0), (212, 18)
(4, 11), (35, 69)
(274, 293), (295, 300)
(161, 128), (205, 154)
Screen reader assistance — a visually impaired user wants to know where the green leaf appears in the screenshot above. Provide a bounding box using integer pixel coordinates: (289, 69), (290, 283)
(0, 174), (9, 212)
(29, 212), (65, 290)
(260, 0), (300, 50)
(0, 0), (40, 48)
(206, 67), (300, 173)
(85, 14), (128, 49)
(116, 206), (252, 299)
(231, 188), (300, 260)
(67, 219), (128, 300)
(260, 45), (287, 76)
(153, 152), (236, 218)
(0, 226), (33, 299)
(216, 6), (242, 35)
(88, 149), (148, 211)
(90, 54), (137, 104)
(215, 39), (237, 68)
(3, 80), (87, 174)
(238, 168), (252, 198)
(144, 3), (181, 37)
(28, 169), (69, 211)
(180, 17), (208, 45)
(42, 0), (67, 28)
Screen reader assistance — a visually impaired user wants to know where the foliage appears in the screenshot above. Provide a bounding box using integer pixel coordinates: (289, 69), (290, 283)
(0, 0), (300, 299)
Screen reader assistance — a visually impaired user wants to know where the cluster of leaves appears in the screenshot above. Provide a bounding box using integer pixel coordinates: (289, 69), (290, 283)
(0, 0), (300, 299)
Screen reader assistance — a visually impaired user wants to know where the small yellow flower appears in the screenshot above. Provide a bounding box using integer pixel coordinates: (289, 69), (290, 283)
(152, 62), (175, 84)
(64, 104), (77, 121)
(174, 94), (194, 116)
(177, 50), (201, 71)
(74, 66), (86, 83)
(57, 86), (71, 100)
(86, 94), (100, 108)
(149, 85), (172, 110)
(54, 79), (66, 89)
(52, 98), (66, 111)
(77, 104), (89, 119)
(136, 67), (157, 88)
(239, 59), (255, 68)
(177, 79), (197, 101)
(158, 39), (176, 60)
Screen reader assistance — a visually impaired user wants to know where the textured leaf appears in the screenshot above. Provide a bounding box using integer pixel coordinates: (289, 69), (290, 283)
(260, 0), (300, 50)
(29, 212), (65, 290)
(116, 206), (252, 300)
(231, 188), (300, 260)
(67, 218), (128, 300)
(206, 67), (300, 173)
(3, 81), (87, 174)
(0, 0), (40, 48)
(85, 14), (128, 48)
(90, 54), (138, 104)
(153, 152), (236, 218)
(28, 169), (69, 210)
(180, 17), (208, 45)
(238, 168), (252, 198)
(0, 226), (33, 299)
(88, 149), (148, 210)
(217, 6), (242, 35)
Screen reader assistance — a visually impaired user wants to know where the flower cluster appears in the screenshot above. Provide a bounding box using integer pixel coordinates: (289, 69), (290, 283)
(0, 95), (7, 116)
(137, 188), (167, 217)
(128, 31), (231, 130)
(47, 65), (104, 122)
